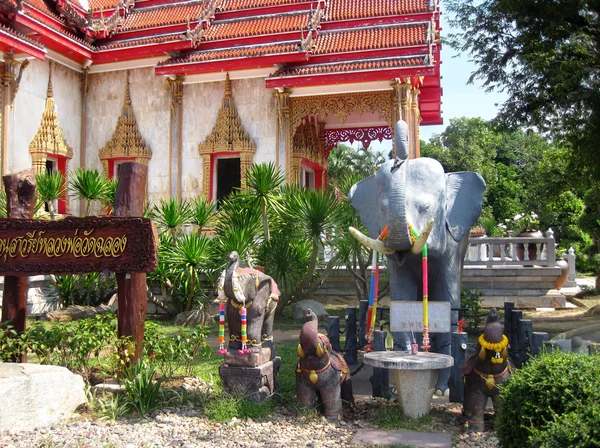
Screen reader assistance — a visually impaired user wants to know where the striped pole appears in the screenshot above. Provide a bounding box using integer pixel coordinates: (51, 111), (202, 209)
(409, 223), (430, 352)
(217, 300), (227, 354)
(239, 304), (250, 354)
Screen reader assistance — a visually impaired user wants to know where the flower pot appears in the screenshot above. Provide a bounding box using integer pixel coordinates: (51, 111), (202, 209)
(554, 259), (569, 290)
(516, 230), (543, 263)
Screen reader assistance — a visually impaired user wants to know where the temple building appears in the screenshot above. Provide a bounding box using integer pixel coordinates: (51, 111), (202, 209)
(0, 0), (442, 214)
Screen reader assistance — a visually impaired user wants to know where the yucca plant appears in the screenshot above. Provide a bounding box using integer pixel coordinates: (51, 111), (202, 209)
(244, 162), (285, 242)
(35, 171), (66, 220)
(166, 233), (213, 312)
(100, 178), (119, 214)
(190, 196), (216, 231)
(0, 188), (6, 218)
(151, 198), (192, 238)
(69, 168), (111, 216)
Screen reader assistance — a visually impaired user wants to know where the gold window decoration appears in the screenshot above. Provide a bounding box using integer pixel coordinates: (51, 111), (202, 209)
(99, 71), (152, 176)
(198, 73), (256, 199)
(28, 62), (73, 174)
(290, 116), (325, 186)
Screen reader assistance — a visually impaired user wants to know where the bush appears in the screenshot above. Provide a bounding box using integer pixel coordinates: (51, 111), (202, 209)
(496, 351), (600, 448)
(122, 360), (162, 416)
(460, 286), (484, 333)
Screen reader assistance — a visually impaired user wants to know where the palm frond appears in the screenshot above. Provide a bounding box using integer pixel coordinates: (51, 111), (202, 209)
(150, 198), (192, 236)
(68, 168), (111, 216)
(190, 197), (216, 231)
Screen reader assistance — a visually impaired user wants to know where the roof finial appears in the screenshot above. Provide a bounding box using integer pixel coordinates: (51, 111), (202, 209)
(47, 60), (53, 98)
(124, 70), (131, 105)
(225, 72), (231, 96)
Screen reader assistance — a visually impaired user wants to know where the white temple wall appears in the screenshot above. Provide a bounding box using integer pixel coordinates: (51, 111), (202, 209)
(85, 67), (170, 206)
(11, 58), (82, 174)
(181, 76), (278, 199)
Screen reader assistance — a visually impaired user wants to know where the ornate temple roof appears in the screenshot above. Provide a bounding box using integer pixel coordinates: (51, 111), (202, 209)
(1, 0), (442, 124)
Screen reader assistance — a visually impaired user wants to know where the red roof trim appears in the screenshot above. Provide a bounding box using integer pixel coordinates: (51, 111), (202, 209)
(321, 13), (436, 31)
(216, 2), (313, 20)
(266, 66), (435, 89)
(155, 51), (305, 76)
(0, 28), (46, 60)
(309, 45), (431, 65)
(93, 39), (191, 63)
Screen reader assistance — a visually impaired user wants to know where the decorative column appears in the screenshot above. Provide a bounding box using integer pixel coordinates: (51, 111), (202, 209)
(167, 75), (184, 199)
(80, 67), (89, 214)
(410, 87), (421, 158)
(392, 79), (417, 159)
(275, 89), (290, 178)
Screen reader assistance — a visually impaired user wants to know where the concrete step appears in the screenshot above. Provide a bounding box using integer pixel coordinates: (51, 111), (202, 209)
(464, 281), (557, 290)
(482, 295), (566, 309)
(463, 266), (561, 277)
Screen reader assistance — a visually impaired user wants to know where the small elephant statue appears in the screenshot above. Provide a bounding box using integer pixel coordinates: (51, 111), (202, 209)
(296, 309), (354, 419)
(349, 119), (486, 395)
(217, 251), (279, 358)
(462, 309), (513, 431)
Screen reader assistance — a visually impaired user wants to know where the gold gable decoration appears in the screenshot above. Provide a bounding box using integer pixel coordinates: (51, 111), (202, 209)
(198, 73), (256, 198)
(290, 116), (326, 185)
(99, 71), (152, 174)
(29, 62), (74, 173)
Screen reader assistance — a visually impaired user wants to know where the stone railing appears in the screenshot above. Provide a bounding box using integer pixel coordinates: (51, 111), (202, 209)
(465, 229), (556, 267)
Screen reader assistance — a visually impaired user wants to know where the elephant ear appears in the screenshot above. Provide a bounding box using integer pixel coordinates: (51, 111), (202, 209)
(446, 172), (486, 242)
(348, 175), (385, 238)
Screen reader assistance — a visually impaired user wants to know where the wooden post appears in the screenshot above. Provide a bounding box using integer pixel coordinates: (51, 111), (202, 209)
(503, 302), (514, 345)
(344, 306), (358, 365)
(326, 315), (341, 352)
(450, 331), (468, 403)
(510, 309), (522, 366)
(2, 168), (36, 362)
(532, 332), (549, 356)
(114, 162), (148, 363)
(518, 319), (533, 364)
(358, 299), (368, 349)
(370, 330), (390, 398)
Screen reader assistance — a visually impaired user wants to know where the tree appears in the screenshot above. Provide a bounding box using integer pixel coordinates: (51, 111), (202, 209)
(244, 162), (285, 242)
(446, 0), (600, 176)
(35, 171), (66, 220)
(327, 143), (386, 185)
(68, 168), (111, 216)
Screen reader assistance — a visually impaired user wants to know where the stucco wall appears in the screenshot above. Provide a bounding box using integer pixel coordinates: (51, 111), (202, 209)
(11, 59), (82, 214)
(85, 67), (170, 206)
(181, 77), (278, 199)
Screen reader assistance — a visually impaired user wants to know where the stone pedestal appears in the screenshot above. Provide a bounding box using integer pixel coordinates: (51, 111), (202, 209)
(224, 347), (273, 367)
(364, 351), (454, 419)
(219, 357), (280, 403)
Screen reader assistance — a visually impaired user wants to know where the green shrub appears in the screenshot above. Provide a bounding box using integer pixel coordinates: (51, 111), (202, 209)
(52, 272), (117, 307)
(460, 286), (484, 333)
(496, 351), (600, 448)
(0, 322), (26, 361)
(122, 360), (162, 416)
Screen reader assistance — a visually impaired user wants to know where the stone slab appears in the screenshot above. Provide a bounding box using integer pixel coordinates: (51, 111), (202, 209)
(482, 295), (566, 309)
(351, 429), (451, 447)
(364, 352), (454, 371)
(224, 347), (273, 367)
(0, 363), (86, 432)
(390, 302), (451, 333)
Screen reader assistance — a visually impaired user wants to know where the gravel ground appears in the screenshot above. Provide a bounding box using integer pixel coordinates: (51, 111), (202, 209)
(0, 400), (500, 448)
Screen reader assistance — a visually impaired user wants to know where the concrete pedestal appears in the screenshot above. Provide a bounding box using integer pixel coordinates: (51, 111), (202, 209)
(219, 357), (280, 403)
(364, 351), (454, 418)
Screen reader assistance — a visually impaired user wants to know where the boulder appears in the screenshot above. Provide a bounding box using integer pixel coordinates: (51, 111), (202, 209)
(291, 300), (328, 323)
(0, 363), (86, 432)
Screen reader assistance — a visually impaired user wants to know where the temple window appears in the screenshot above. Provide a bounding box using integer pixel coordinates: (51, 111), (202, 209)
(198, 74), (256, 200)
(99, 72), (152, 182)
(291, 116), (327, 189)
(28, 63), (72, 214)
(214, 155), (241, 203)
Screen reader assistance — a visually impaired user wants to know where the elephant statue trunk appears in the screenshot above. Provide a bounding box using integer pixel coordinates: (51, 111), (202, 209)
(296, 309), (354, 419)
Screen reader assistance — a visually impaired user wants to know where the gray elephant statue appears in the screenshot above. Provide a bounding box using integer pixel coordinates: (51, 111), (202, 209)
(296, 309), (354, 419)
(217, 251), (279, 365)
(349, 120), (486, 395)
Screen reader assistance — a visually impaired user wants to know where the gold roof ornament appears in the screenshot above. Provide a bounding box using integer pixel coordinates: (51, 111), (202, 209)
(198, 73), (256, 156)
(29, 61), (74, 172)
(198, 73), (256, 197)
(99, 71), (152, 168)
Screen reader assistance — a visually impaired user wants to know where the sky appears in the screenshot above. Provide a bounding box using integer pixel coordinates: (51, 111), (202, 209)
(419, 7), (508, 142)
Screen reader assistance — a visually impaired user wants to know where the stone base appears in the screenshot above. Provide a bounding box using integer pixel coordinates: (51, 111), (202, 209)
(0, 363), (86, 432)
(219, 358), (280, 403)
(224, 347), (273, 367)
(393, 369), (438, 419)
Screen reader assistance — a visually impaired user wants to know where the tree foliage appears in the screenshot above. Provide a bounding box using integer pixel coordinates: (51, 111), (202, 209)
(446, 0), (600, 176)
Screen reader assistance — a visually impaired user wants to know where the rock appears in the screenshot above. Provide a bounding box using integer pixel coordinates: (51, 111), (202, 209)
(174, 309), (214, 326)
(0, 363), (86, 432)
(291, 300), (328, 322)
(45, 304), (112, 322)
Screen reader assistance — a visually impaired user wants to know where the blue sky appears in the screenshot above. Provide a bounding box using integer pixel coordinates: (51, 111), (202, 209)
(419, 8), (508, 142)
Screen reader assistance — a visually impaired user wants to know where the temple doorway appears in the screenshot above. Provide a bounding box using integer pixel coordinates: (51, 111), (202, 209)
(215, 156), (241, 203)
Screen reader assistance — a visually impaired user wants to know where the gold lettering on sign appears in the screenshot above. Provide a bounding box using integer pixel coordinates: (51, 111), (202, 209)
(0, 229), (128, 261)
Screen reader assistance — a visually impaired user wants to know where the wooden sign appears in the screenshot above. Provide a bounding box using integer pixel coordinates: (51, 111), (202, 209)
(0, 216), (158, 276)
(390, 301), (451, 333)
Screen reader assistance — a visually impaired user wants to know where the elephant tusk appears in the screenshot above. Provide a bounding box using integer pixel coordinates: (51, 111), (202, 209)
(349, 227), (395, 255)
(410, 219), (435, 254)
